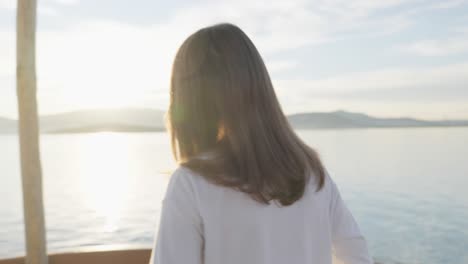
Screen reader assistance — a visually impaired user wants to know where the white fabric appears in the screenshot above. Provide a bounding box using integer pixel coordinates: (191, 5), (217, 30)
(150, 166), (372, 264)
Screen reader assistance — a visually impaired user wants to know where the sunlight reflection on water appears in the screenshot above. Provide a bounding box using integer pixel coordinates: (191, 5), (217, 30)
(76, 134), (133, 233)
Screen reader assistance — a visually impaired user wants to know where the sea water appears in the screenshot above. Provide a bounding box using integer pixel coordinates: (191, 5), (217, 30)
(1, 128), (468, 263)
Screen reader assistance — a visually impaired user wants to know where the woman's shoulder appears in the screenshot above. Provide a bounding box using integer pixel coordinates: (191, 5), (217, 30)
(304, 169), (340, 206)
(320, 170), (340, 197)
(165, 166), (210, 201)
(307, 168), (335, 192)
(169, 165), (208, 185)
(164, 166), (196, 200)
(167, 165), (199, 188)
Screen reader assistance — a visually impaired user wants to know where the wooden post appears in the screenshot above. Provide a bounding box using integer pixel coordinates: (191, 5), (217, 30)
(16, 0), (48, 264)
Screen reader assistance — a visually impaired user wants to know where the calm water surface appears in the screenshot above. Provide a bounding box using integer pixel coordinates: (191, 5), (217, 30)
(1, 128), (468, 263)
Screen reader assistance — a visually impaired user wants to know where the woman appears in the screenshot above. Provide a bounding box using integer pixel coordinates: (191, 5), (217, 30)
(150, 23), (371, 264)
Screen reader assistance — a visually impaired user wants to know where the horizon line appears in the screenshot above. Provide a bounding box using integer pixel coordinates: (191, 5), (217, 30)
(1, 107), (467, 122)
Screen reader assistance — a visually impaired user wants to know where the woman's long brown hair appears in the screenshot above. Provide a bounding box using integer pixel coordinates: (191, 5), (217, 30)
(168, 23), (325, 206)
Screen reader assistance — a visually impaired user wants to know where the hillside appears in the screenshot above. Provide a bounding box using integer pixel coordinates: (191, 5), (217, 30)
(0, 117), (17, 133)
(0, 108), (165, 134)
(288, 110), (468, 129)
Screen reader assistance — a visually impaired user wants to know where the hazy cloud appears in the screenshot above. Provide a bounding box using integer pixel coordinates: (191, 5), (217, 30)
(273, 62), (468, 116)
(429, 0), (468, 9)
(401, 37), (468, 56)
(1, 0), (468, 119)
(0, 0), (78, 10)
(272, 63), (468, 119)
(52, 0), (79, 5)
(0, 0), (14, 10)
(275, 63), (468, 95)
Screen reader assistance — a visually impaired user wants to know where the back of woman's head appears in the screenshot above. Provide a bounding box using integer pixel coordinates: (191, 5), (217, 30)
(169, 23), (325, 206)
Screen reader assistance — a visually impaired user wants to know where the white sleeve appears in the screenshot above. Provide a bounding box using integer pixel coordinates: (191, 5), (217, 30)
(149, 168), (204, 264)
(329, 176), (372, 264)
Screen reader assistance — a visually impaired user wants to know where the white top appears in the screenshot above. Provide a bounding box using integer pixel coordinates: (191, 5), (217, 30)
(150, 167), (371, 264)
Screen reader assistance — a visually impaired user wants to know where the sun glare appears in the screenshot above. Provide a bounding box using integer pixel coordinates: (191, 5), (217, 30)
(74, 133), (133, 232)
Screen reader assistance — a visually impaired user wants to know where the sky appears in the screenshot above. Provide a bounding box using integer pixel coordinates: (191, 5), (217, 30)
(1, 0), (468, 120)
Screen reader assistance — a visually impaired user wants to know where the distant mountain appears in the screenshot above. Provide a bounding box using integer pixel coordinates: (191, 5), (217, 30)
(40, 108), (166, 133)
(0, 109), (467, 134)
(0, 117), (17, 133)
(288, 110), (468, 129)
(0, 108), (165, 134)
